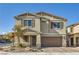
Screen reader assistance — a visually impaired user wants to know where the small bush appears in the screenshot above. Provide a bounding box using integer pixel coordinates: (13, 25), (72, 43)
(19, 43), (26, 48)
(10, 48), (15, 51)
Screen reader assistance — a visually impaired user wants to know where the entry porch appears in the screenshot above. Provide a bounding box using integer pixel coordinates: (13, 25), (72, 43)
(23, 34), (41, 48)
(68, 33), (79, 47)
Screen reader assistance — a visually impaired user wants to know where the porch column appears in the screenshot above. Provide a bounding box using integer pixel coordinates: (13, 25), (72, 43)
(62, 35), (66, 47)
(73, 35), (76, 47)
(36, 34), (41, 48)
(69, 38), (71, 47)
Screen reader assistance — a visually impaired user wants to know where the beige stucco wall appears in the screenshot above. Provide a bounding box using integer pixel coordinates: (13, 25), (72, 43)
(50, 20), (66, 34)
(34, 18), (41, 32)
(73, 25), (79, 33)
(67, 25), (79, 34)
(40, 17), (66, 35)
(15, 15), (41, 33)
(41, 20), (48, 33)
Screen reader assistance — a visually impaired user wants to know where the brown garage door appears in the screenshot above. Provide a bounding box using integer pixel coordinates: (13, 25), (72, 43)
(41, 37), (62, 47)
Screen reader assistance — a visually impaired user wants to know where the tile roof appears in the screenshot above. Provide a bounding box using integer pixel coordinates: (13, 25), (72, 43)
(14, 12), (67, 21)
(67, 22), (79, 27)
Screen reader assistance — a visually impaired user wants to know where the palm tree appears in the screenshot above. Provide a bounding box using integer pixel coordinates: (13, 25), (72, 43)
(14, 24), (23, 46)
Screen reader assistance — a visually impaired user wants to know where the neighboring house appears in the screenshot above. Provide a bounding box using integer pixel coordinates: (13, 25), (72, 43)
(67, 23), (79, 47)
(14, 12), (67, 48)
(0, 34), (7, 39)
(0, 35), (3, 39)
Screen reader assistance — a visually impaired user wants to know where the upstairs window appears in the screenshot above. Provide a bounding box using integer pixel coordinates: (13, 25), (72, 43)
(24, 20), (32, 27)
(51, 22), (63, 29)
(70, 27), (73, 32)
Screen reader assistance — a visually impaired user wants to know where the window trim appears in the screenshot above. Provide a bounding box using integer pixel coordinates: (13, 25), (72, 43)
(51, 22), (63, 29)
(23, 19), (32, 27)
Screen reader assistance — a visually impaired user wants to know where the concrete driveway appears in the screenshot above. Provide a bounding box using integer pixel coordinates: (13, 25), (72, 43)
(1, 47), (79, 55)
(42, 47), (79, 53)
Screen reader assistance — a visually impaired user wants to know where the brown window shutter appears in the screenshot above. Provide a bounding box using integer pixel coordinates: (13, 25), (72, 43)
(32, 20), (35, 27)
(49, 22), (51, 29)
(50, 22), (53, 29)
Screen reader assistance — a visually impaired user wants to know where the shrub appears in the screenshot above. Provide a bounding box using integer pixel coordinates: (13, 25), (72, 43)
(19, 43), (26, 48)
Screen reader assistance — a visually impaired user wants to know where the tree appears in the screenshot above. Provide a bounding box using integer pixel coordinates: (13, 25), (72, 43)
(13, 24), (23, 46)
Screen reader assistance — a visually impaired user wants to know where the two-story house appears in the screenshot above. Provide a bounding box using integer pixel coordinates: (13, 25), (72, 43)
(14, 12), (67, 48)
(67, 23), (79, 47)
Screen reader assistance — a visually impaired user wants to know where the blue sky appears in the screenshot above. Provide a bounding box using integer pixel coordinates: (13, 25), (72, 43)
(0, 3), (79, 34)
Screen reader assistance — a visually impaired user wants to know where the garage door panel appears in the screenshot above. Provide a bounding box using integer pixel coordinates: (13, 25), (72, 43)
(41, 37), (62, 47)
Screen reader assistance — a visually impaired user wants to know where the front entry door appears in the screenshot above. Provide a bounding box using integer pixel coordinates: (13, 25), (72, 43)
(31, 36), (36, 47)
(70, 38), (74, 47)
